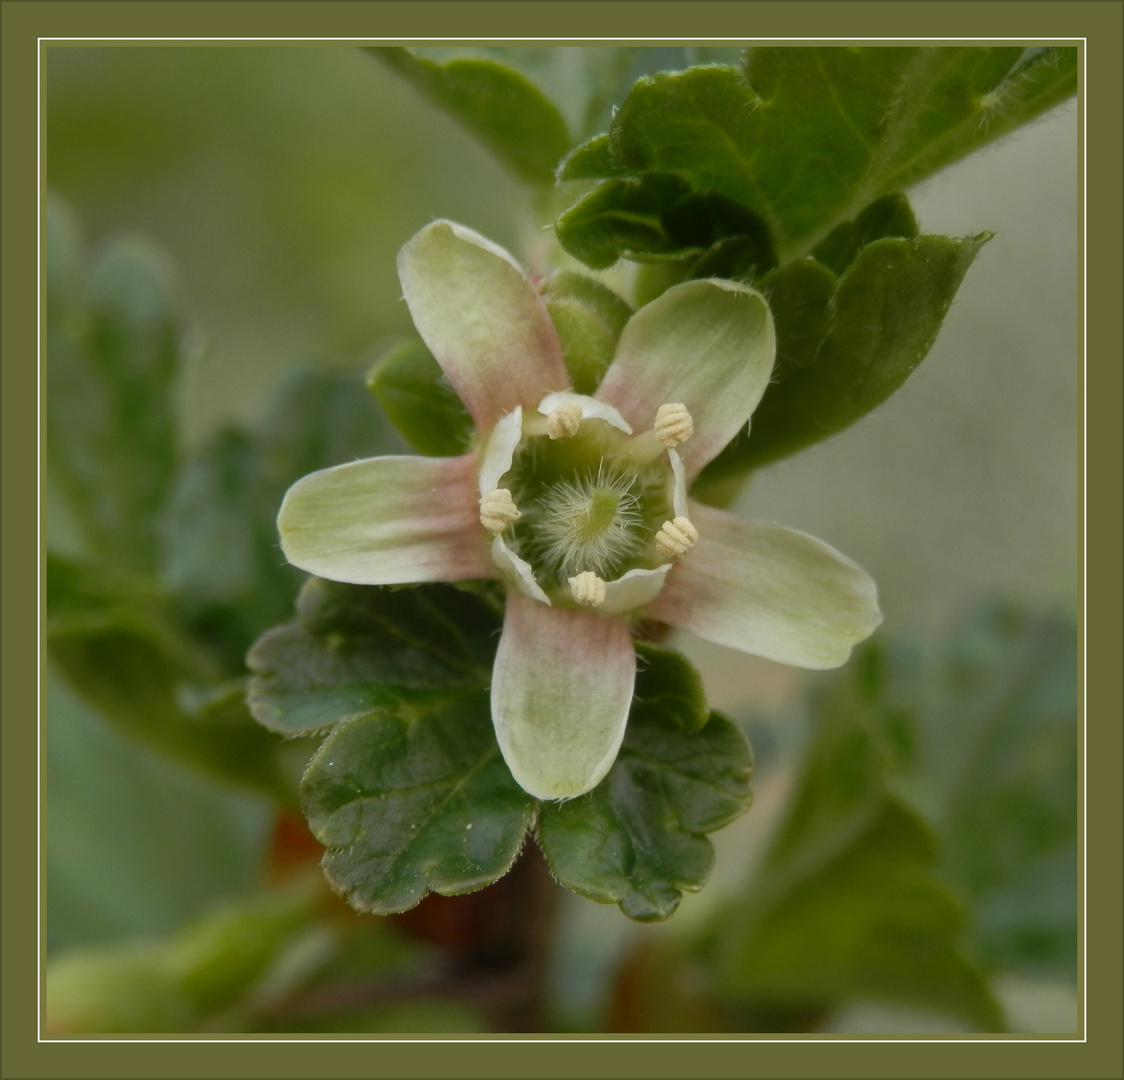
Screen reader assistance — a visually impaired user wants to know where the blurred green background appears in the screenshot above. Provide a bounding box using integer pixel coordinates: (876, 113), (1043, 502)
(43, 45), (1079, 1033)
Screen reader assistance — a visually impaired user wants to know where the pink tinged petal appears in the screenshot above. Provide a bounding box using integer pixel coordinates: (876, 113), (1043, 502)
(600, 565), (671, 616)
(397, 220), (570, 431)
(646, 503), (882, 670)
(278, 455), (491, 585)
(596, 279), (776, 480)
(491, 593), (636, 800)
(537, 391), (632, 434)
(478, 407), (523, 494)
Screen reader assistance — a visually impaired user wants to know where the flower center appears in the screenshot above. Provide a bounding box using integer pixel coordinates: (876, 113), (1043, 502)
(502, 421), (670, 598)
(479, 397), (698, 611)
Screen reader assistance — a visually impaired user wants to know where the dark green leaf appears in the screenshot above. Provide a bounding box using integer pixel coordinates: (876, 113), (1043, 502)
(566, 48), (1075, 263)
(924, 604), (1079, 976)
(555, 172), (776, 274)
(707, 642), (1003, 1032)
(365, 340), (474, 457)
(47, 602), (290, 801)
(368, 47), (572, 186)
(300, 687), (535, 914)
(538, 647), (752, 922)
(541, 271), (632, 394)
(246, 578), (501, 736)
(46, 200), (184, 571)
(696, 231), (989, 491)
(810, 193), (919, 276)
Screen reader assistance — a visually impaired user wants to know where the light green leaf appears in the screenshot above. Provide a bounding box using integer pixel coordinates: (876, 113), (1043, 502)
(46, 884), (320, 1033)
(46, 591), (290, 801)
(536, 647), (752, 922)
(366, 339), (474, 457)
(923, 604), (1079, 976)
(300, 687), (535, 914)
(45, 198), (185, 571)
(707, 643), (1004, 1032)
(368, 47), (572, 186)
(695, 230), (989, 491)
(247, 578), (501, 736)
(568, 49), (1076, 262)
(540, 271), (632, 395)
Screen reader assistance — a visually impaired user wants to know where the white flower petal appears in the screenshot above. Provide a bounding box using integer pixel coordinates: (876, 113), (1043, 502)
(478, 406), (524, 495)
(600, 565), (671, 616)
(646, 503), (882, 669)
(537, 390), (633, 434)
(491, 536), (551, 605)
(398, 221), (569, 431)
(278, 455), (491, 585)
(596, 279), (775, 480)
(491, 593), (636, 800)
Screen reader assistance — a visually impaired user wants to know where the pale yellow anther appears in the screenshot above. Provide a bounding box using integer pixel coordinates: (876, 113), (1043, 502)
(569, 570), (607, 607)
(655, 516), (698, 560)
(654, 403), (693, 449)
(547, 401), (583, 440)
(479, 488), (521, 534)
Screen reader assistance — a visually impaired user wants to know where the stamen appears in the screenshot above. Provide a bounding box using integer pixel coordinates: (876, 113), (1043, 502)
(547, 401), (583, 439)
(569, 571), (606, 607)
(480, 488), (521, 534)
(655, 516), (698, 560)
(654, 403), (693, 449)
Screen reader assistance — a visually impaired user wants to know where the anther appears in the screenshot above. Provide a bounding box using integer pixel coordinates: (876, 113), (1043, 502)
(569, 570), (607, 607)
(654, 403), (693, 449)
(655, 516), (698, 560)
(547, 401), (583, 440)
(480, 488), (521, 534)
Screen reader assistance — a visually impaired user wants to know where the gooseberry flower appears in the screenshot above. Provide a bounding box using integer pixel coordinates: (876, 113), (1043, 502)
(278, 221), (882, 800)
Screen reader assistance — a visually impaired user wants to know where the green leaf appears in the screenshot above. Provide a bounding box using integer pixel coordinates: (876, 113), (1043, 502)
(46, 884), (320, 1033)
(246, 578), (501, 736)
(45, 199), (185, 571)
(540, 271), (632, 394)
(159, 429), (300, 669)
(368, 47), (572, 186)
(47, 591), (290, 801)
(565, 48), (1075, 263)
(707, 642), (1003, 1032)
(537, 647), (753, 922)
(300, 687), (535, 914)
(923, 604), (1079, 976)
(696, 231), (989, 490)
(365, 340), (474, 457)
(555, 172), (777, 275)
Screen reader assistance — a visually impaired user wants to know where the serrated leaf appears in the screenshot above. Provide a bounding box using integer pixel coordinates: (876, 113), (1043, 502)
(708, 641), (1003, 1032)
(696, 231), (989, 491)
(300, 688), (535, 914)
(45, 201), (184, 571)
(569, 48), (1076, 262)
(246, 578), (501, 736)
(365, 340), (473, 457)
(537, 647), (752, 922)
(368, 47), (572, 186)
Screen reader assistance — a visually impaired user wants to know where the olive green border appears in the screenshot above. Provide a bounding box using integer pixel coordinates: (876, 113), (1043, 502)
(6, 1), (1120, 1078)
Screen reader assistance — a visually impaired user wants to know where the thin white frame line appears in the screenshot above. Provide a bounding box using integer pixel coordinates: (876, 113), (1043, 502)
(37, 35), (1088, 1042)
